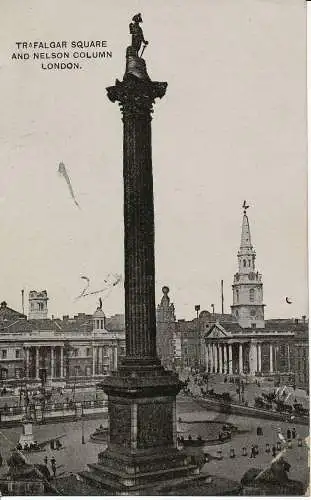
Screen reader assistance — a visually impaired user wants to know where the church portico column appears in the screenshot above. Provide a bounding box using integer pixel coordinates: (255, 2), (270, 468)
(269, 344), (274, 373)
(211, 344), (215, 373)
(257, 344), (262, 373)
(60, 347), (64, 378)
(208, 344), (212, 373)
(25, 347), (30, 378)
(249, 342), (257, 376)
(287, 344), (291, 372)
(205, 344), (209, 372)
(228, 344), (233, 374)
(218, 345), (223, 374)
(92, 346), (96, 376)
(214, 344), (219, 373)
(239, 343), (243, 373)
(223, 344), (228, 374)
(50, 347), (54, 379)
(36, 346), (39, 379)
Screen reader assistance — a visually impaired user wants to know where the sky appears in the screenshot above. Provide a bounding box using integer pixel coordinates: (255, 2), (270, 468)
(0, 0), (308, 321)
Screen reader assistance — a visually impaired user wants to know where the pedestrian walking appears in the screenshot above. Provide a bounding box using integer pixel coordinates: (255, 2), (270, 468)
(250, 445), (256, 458)
(292, 427), (296, 439)
(50, 457), (56, 478)
(44, 456), (48, 466)
(272, 445), (277, 457)
(287, 429), (291, 440)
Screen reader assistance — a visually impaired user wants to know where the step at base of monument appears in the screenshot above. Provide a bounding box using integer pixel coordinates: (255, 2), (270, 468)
(80, 469), (240, 496)
(80, 447), (201, 494)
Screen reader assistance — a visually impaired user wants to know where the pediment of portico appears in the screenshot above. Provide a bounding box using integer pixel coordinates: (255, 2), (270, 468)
(205, 322), (232, 340)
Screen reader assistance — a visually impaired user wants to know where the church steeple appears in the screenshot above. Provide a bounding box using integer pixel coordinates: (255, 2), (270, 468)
(240, 210), (252, 248)
(231, 203), (265, 329)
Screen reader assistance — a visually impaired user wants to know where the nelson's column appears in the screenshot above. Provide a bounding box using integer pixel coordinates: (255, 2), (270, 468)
(81, 14), (239, 496)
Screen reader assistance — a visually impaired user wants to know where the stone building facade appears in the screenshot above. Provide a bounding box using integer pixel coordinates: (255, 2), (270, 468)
(0, 295), (125, 386)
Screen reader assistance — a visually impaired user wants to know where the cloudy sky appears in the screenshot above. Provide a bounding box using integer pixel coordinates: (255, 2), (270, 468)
(0, 0), (308, 321)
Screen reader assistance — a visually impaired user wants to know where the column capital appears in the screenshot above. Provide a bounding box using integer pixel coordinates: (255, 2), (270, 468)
(107, 77), (167, 119)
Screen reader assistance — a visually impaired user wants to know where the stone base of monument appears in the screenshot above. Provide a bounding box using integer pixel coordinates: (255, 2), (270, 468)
(18, 422), (35, 449)
(79, 366), (240, 495)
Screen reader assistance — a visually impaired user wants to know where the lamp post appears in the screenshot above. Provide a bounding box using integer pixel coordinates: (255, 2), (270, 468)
(81, 405), (85, 444)
(195, 305), (200, 368)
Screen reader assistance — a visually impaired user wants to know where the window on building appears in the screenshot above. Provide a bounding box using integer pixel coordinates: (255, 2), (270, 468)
(85, 366), (91, 376)
(243, 259), (247, 267)
(0, 368), (8, 379)
(15, 368), (22, 379)
(251, 323), (256, 329)
(236, 290), (239, 303)
(100, 320), (104, 329)
(15, 350), (20, 358)
(75, 349), (79, 357)
(249, 289), (255, 302)
(86, 348), (92, 356)
(250, 309), (256, 317)
(96, 320), (100, 329)
(1, 350), (7, 359)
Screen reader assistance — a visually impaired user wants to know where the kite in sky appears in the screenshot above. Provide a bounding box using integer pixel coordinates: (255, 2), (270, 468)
(58, 162), (80, 208)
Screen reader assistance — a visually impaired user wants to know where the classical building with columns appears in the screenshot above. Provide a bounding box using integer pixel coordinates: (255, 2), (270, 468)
(204, 207), (308, 384)
(0, 292), (125, 386)
(156, 206), (308, 389)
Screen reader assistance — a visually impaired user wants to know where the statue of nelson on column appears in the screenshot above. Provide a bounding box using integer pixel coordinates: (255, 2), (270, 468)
(125, 13), (150, 81)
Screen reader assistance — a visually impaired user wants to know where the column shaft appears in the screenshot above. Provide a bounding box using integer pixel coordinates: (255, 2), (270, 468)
(218, 345), (223, 373)
(223, 344), (228, 374)
(239, 344), (243, 374)
(269, 344), (274, 373)
(51, 347), (54, 379)
(228, 344), (233, 374)
(60, 347), (64, 378)
(214, 344), (218, 373)
(93, 346), (96, 376)
(287, 344), (291, 371)
(123, 113), (157, 361)
(36, 347), (39, 379)
(258, 344), (262, 372)
(25, 347), (30, 378)
(249, 342), (257, 375)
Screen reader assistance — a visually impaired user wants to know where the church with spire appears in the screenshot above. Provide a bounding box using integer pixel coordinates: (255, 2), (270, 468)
(157, 203), (308, 388)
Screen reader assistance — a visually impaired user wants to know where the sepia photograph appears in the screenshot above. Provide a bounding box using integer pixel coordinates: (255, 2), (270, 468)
(0, 0), (309, 495)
